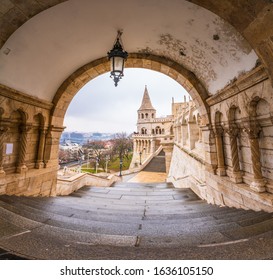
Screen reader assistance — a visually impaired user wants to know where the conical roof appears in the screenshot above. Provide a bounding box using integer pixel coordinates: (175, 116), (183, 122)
(138, 85), (155, 111)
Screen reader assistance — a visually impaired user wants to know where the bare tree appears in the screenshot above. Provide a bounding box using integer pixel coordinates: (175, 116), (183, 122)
(111, 132), (133, 160)
(83, 140), (112, 171)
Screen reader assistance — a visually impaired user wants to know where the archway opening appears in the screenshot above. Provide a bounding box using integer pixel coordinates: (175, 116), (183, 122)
(60, 68), (192, 176)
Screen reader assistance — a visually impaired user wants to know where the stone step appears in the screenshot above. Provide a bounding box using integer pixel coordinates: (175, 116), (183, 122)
(2, 196), (272, 239)
(2, 179), (273, 260)
(221, 218), (273, 239)
(143, 153), (166, 173)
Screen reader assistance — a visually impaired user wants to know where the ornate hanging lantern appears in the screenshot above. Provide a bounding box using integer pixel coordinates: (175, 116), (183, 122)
(107, 31), (128, 87)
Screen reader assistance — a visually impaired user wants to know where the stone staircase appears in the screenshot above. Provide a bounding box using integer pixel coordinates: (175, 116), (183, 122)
(143, 150), (166, 172)
(1, 181), (273, 259)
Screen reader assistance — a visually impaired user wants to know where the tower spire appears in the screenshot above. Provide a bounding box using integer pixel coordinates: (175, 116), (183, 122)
(138, 85), (155, 110)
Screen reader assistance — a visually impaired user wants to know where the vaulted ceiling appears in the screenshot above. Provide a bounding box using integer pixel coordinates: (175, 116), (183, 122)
(0, 0), (272, 102)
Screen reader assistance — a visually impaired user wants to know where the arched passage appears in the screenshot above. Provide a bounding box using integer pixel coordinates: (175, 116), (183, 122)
(1, 1), (272, 87)
(0, 0), (273, 213)
(51, 53), (210, 128)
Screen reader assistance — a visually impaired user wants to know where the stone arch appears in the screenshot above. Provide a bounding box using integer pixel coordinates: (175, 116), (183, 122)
(228, 105), (241, 125)
(51, 54), (210, 128)
(215, 111), (223, 125)
(1, 0), (273, 87)
(249, 96), (271, 119)
(155, 126), (162, 135)
(10, 109), (27, 125)
(192, 115), (197, 124)
(141, 127), (147, 135)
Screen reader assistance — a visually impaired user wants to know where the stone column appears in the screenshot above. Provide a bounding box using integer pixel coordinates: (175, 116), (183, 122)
(17, 124), (31, 173)
(162, 142), (174, 175)
(178, 124), (182, 143)
(198, 127), (202, 142)
(35, 128), (46, 169)
(151, 139), (155, 153)
(0, 126), (9, 175)
(174, 125), (177, 142)
(181, 123), (187, 146)
(133, 139), (136, 154)
(136, 140), (139, 153)
(214, 126), (226, 176)
(243, 122), (266, 192)
(225, 125), (242, 183)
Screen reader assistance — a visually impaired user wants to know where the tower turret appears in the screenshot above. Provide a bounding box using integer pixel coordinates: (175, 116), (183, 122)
(137, 85), (156, 122)
(137, 86), (156, 134)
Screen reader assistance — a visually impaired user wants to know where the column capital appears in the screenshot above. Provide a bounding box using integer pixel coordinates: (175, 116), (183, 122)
(242, 121), (261, 139)
(0, 125), (9, 135)
(223, 124), (239, 137)
(19, 123), (32, 133)
(39, 127), (47, 134)
(213, 125), (224, 137)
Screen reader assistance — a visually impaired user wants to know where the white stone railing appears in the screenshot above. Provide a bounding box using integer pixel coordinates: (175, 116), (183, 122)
(56, 172), (121, 195)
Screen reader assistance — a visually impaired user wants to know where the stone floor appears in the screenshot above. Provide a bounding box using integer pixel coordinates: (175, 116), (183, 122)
(128, 171), (167, 183)
(1, 176), (273, 259)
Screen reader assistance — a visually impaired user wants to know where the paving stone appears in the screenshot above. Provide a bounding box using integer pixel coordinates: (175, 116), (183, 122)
(0, 219), (27, 238)
(0, 253), (27, 260)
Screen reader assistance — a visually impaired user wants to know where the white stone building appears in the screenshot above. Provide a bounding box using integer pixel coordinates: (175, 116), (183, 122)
(131, 86), (201, 170)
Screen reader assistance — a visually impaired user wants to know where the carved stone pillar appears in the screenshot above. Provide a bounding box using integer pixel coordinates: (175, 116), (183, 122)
(162, 142), (173, 174)
(198, 127), (202, 142)
(17, 124), (31, 173)
(178, 124), (182, 143)
(243, 122), (266, 192)
(0, 126), (9, 175)
(225, 125), (242, 183)
(214, 126), (226, 176)
(35, 128), (46, 169)
(151, 139), (155, 153)
(174, 125), (177, 142)
(181, 123), (187, 146)
(136, 140), (139, 153)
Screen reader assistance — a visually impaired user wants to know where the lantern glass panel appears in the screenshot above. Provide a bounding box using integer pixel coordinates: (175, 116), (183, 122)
(113, 56), (124, 73)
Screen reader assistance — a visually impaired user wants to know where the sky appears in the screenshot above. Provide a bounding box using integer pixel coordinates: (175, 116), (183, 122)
(64, 68), (189, 134)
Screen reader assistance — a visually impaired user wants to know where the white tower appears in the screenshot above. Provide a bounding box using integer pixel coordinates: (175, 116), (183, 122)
(137, 85), (156, 135)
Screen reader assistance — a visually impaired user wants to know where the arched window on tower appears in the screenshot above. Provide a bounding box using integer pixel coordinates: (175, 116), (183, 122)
(155, 126), (161, 135)
(170, 125), (174, 135)
(145, 113), (148, 119)
(141, 128), (147, 134)
(141, 113), (144, 119)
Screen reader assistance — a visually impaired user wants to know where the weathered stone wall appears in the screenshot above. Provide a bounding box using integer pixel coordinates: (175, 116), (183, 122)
(0, 84), (61, 196)
(168, 144), (206, 188)
(169, 66), (273, 212)
(208, 66), (273, 192)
